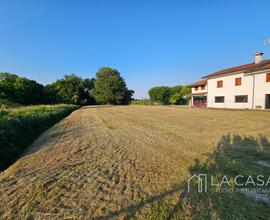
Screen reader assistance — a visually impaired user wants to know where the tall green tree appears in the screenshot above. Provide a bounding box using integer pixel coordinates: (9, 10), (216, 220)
(82, 78), (96, 105)
(43, 84), (59, 104)
(13, 78), (44, 104)
(148, 86), (171, 104)
(0, 73), (44, 105)
(47, 74), (84, 105)
(93, 67), (133, 104)
(0, 73), (18, 101)
(45, 74), (97, 105)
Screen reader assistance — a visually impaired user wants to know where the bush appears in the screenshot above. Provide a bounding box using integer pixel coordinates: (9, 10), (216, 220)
(0, 99), (20, 108)
(0, 104), (79, 170)
(131, 99), (155, 105)
(148, 85), (191, 105)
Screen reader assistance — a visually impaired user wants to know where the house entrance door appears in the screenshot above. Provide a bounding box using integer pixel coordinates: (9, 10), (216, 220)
(266, 94), (270, 109)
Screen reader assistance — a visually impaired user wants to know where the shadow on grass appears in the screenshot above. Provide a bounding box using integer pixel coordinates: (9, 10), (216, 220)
(95, 134), (270, 220)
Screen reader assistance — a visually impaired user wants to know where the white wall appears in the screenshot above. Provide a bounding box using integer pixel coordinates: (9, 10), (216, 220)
(191, 85), (207, 94)
(253, 73), (270, 109)
(207, 73), (253, 109)
(207, 72), (270, 109)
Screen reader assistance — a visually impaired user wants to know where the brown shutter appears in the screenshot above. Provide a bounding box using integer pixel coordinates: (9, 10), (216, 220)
(267, 73), (270, 82)
(217, 80), (223, 88)
(235, 78), (242, 86)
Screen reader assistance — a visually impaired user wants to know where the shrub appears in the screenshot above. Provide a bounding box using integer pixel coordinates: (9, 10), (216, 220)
(148, 85), (191, 105)
(0, 99), (20, 108)
(131, 99), (155, 105)
(0, 104), (79, 170)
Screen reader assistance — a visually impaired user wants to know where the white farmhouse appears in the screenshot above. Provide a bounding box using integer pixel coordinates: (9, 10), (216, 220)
(188, 52), (270, 110)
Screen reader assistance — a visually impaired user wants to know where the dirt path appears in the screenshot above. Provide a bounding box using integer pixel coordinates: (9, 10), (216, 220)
(0, 106), (270, 219)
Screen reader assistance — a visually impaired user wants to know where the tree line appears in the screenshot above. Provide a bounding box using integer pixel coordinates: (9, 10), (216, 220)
(0, 67), (134, 106)
(148, 85), (191, 105)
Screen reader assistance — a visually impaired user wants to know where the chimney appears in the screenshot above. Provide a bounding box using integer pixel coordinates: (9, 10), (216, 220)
(254, 52), (264, 64)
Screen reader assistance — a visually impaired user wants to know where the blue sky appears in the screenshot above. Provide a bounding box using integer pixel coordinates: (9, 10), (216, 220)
(0, 0), (269, 98)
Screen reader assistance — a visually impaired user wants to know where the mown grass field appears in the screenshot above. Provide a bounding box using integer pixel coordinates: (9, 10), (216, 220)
(0, 105), (270, 219)
(0, 104), (78, 170)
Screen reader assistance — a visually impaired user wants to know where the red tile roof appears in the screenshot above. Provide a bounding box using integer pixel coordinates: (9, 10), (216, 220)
(202, 59), (270, 78)
(186, 79), (207, 87)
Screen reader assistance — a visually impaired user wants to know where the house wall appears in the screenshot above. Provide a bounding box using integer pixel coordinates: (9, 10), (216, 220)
(191, 85), (207, 107)
(207, 73), (253, 109)
(253, 72), (270, 109)
(207, 71), (270, 109)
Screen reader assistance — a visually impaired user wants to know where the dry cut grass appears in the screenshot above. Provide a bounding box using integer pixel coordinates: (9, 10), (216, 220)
(0, 105), (270, 219)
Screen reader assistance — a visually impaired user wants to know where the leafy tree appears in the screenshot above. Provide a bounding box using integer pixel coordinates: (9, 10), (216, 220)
(13, 77), (44, 104)
(83, 78), (95, 92)
(43, 84), (59, 104)
(148, 86), (171, 104)
(0, 73), (44, 105)
(46, 75), (97, 105)
(94, 67), (133, 104)
(169, 93), (183, 104)
(122, 89), (134, 104)
(0, 70), (133, 106)
(47, 74), (84, 105)
(148, 85), (190, 105)
(169, 86), (191, 104)
(82, 78), (96, 105)
(0, 73), (19, 101)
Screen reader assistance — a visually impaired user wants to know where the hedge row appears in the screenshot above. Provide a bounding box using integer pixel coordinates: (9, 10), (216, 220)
(131, 99), (155, 105)
(0, 104), (79, 170)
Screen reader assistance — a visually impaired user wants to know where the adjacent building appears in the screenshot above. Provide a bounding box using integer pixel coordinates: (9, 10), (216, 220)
(188, 52), (270, 110)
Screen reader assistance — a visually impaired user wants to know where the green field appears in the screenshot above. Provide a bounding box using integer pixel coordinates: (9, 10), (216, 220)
(0, 104), (78, 170)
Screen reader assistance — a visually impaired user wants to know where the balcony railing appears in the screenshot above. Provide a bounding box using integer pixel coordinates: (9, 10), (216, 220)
(192, 102), (207, 107)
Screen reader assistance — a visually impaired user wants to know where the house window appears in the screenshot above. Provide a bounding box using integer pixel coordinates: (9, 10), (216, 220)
(267, 73), (270, 82)
(235, 77), (242, 86)
(217, 80), (223, 88)
(201, 86), (205, 90)
(195, 86), (199, 91)
(235, 95), (248, 103)
(215, 96), (225, 103)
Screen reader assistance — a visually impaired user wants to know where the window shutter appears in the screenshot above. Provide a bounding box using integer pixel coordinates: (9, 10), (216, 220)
(217, 80), (223, 88)
(267, 73), (270, 82)
(235, 78), (241, 86)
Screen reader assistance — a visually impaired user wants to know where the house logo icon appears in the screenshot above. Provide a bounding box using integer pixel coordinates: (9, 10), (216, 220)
(187, 174), (208, 193)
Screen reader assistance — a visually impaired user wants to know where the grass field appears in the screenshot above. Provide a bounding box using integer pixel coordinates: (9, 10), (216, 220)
(0, 105), (270, 219)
